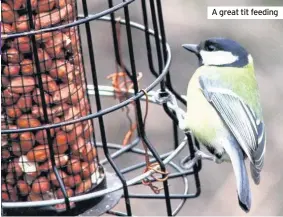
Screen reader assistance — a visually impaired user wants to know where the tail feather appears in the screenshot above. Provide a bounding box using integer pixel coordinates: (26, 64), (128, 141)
(224, 142), (252, 212)
(250, 162), (261, 185)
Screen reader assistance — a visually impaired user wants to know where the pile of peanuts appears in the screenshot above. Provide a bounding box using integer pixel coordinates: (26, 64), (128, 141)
(1, 0), (99, 208)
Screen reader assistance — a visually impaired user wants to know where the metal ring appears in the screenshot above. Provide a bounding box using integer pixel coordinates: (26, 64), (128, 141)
(1, 0), (136, 40)
(1, 16), (172, 134)
(2, 139), (188, 208)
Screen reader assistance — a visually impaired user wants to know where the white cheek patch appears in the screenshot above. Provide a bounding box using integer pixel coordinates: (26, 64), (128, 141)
(200, 50), (239, 66)
(248, 54), (253, 64)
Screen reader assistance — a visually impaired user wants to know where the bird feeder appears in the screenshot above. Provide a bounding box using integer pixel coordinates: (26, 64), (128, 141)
(1, 0), (202, 216)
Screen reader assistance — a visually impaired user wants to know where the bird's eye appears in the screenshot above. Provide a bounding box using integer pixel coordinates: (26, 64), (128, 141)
(207, 44), (217, 51)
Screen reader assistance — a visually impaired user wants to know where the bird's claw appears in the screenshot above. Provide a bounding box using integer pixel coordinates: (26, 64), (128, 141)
(180, 150), (220, 170)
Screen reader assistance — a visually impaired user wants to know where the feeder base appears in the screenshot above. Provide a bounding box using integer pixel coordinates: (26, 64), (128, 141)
(2, 172), (123, 216)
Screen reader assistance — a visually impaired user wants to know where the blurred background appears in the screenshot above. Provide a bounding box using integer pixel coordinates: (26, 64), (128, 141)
(78, 0), (283, 215)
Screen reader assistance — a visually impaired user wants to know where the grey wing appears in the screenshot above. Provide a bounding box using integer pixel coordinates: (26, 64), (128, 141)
(199, 76), (266, 184)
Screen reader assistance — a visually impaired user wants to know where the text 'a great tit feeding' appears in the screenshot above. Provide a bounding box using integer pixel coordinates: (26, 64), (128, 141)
(182, 38), (266, 212)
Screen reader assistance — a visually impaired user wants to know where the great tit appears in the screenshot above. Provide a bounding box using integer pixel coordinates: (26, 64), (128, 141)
(182, 38), (266, 212)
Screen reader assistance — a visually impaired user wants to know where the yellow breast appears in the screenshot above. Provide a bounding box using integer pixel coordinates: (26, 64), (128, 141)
(185, 71), (226, 144)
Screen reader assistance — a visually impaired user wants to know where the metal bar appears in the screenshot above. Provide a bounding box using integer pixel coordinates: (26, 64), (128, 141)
(123, 3), (172, 215)
(149, 0), (165, 91)
(131, 170), (195, 186)
(25, 0), (71, 210)
(124, 193), (199, 199)
(81, 0), (132, 215)
(108, 0), (132, 79)
(2, 0), (136, 40)
(120, 152), (171, 174)
(76, 11), (100, 164)
(140, 0), (158, 77)
(186, 134), (201, 197)
(100, 138), (140, 165)
(106, 210), (129, 216)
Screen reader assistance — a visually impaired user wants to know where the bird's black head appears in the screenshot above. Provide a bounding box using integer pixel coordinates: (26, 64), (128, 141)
(182, 38), (250, 67)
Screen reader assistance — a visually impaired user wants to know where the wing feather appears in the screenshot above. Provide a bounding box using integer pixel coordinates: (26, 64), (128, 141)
(199, 75), (266, 184)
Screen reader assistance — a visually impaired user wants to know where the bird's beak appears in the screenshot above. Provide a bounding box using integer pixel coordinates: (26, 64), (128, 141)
(182, 44), (199, 55)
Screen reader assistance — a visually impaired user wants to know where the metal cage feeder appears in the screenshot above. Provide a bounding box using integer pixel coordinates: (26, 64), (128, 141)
(1, 0), (202, 216)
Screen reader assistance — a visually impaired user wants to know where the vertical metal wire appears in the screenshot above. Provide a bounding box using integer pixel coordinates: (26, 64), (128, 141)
(81, 0), (132, 215)
(148, 0), (180, 151)
(25, 0), (71, 210)
(149, 0), (165, 91)
(77, 25), (101, 164)
(186, 134), (201, 196)
(122, 2), (173, 215)
(108, 0), (132, 79)
(153, 0), (180, 149)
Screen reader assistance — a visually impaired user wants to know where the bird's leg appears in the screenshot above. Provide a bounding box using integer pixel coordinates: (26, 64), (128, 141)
(180, 149), (219, 170)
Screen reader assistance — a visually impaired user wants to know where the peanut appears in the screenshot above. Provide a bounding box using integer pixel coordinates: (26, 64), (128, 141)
(66, 123), (83, 144)
(1, 23), (15, 34)
(45, 32), (71, 58)
(19, 131), (35, 152)
(53, 130), (69, 154)
(5, 0), (25, 10)
(56, 187), (73, 199)
(20, 59), (34, 75)
(10, 76), (35, 93)
(31, 176), (50, 194)
(38, 74), (59, 94)
(7, 159), (23, 177)
(38, 154), (68, 172)
(11, 36), (31, 53)
(11, 142), (23, 156)
(17, 114), (41, 128)
(3, 64), (20, 77)
(2, 48), (23, 63)
(17, 180), (31, 196)
(1, 3), (17, 24)
(32, 88), (53, 106)
(50, 103), (70, 117)
(27, 144), (50, 162)
(2, 149), (11, 160)
(22, 0), (38, 10)
(66, 158), (81, 174)
(31, 105), (52, 120)
(37, 0), (56, 13)
(35, 32), (53, 42)
(35, 129), (55, 145)
(6, 125), (19, 139)
(6, 105), (22, 119)
(16, 94), (33, 112)
(5, 173), (16, 185)
(52, 84), (71, 104)
(1, 183), (18, 201)
(75, 178), (92, 195)
(49, 59), (74, 83)
(2, 88), (20, 106)
(80, 161), (96, 179)
(34, 4), (73, 29)
(14, 15), (30, 32)
(66, 174), (81, 188)
(1, 76), (10, 88)
(55, 0), (73, 8)
(48, 170), (68, 187)
(34, 48), (52, 72)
